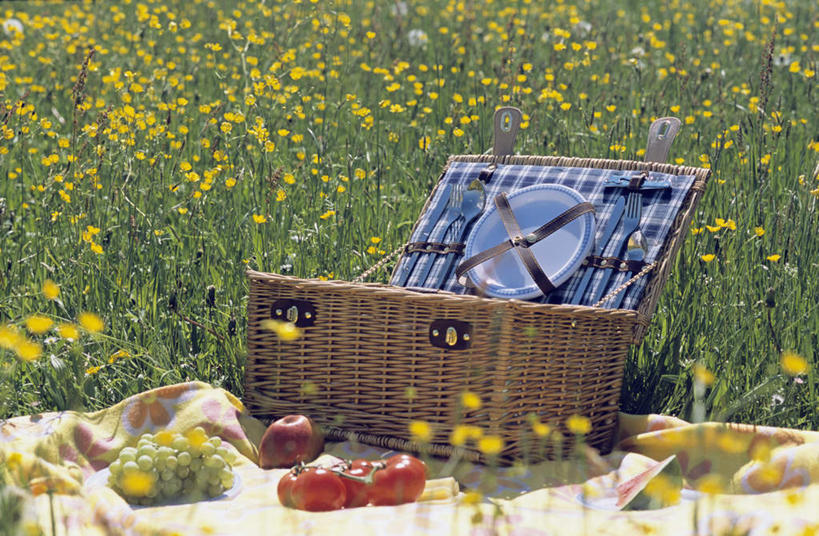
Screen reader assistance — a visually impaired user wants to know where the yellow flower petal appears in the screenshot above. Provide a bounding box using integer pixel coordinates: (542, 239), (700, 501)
(461, 391), (482, 410)
(781, 351), (809, 376)
(24, 315), (53, 335)
(409, 420), (432, 442)
(566, 414), (592, 435)
(120, 470), (156, 497)
(42, 279), (60, 300)
(693, 364), (715, 386)
(260, 319), (301, 341)
(15, 340), (42, 362)
(0, 325), (23, 350)
(57, 323), (80, 340)
(700, 254), (716, 262)
(477, 435), (504, 456)
(78, 312), (104, 333)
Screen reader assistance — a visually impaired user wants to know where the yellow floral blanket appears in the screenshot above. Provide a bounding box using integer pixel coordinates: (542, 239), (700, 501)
(2, 382), (818, 535)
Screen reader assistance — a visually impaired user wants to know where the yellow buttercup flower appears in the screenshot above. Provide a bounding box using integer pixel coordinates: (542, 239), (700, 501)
(700, 254), (716, 262)
(461, 391), (481, 410)
(185, 427), (209, 450)
(57, 323), (80, 340)
(409, 420), (432, 442)
(15, 340), (42, 362)
(120, 470), (156, 497)
(42, 279), (60, 300)
(78, 312), (104, 333)
(25, 315), (53, 334)
(154, 430), (175, 447)
(693, 364), (715, 386)
(261, 319), (301, 341)
(449, 424), (483, 446)
(566, 415), (592, 435)
(532, 420), (551, 437)
(477, 435), (504, 456)
(781, 351), (809, 376)
(0, 325), (22, 350)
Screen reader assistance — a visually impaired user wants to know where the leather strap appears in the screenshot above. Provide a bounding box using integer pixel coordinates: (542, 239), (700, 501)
(628, 171), (648, 191)
(456, 193), (595, 296)
(405, 242), (465, 255)
(478, 165), (497, 184)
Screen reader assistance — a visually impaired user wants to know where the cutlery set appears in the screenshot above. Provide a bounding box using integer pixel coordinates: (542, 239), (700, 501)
(394, 178), (487, 290)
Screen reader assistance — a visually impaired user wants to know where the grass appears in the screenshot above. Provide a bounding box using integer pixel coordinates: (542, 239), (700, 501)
(0, 0), (817, 437)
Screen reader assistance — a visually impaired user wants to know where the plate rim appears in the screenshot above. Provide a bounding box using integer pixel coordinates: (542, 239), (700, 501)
(463, 183), (595, 299)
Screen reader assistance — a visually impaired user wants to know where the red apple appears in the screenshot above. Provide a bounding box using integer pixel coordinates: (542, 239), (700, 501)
(258, 414), (325, 469)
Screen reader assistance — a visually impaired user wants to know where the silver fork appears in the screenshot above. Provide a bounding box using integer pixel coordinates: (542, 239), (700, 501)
(586, 190), (642, 306)
(609, 228), (647, 309)
(412, 183), (464, 287)
(434, 179), (487, 289)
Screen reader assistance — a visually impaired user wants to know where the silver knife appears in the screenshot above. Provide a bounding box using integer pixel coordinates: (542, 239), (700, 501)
(570, 195), (626, 305)
(393, 183), (454, 287)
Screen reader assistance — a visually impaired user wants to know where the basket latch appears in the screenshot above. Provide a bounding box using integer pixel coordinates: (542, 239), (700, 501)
(429, 319), (472, 350)
(270, 299), (316, 328)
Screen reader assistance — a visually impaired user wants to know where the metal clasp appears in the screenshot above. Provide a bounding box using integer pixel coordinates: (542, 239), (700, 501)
(270, 299), (316, 328)
(429, 319), (473, 350)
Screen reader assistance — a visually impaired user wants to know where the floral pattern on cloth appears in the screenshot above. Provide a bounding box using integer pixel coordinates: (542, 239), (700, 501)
(120, 382), (199, 435)
(3, 384), (819, 535)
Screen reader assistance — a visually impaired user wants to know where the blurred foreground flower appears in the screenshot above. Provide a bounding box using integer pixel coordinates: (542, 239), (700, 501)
(42, 279), (60, 300)
(781, 351), (809, 376)
(409, 420), (432, 442)
(120, 470), (156, 497)
(2, 18), (23, 37)
(78, 312), (104, 333)
(261, 319), (301, 341)
(408, 29), (428, 47)
(477, 435), (504, 456)
(566, 414), (592, 435)
(25, 315), (53, 335)
(461, 391), (482, 410)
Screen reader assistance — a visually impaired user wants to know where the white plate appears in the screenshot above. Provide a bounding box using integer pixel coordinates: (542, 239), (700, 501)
(85, 466), (242, 508)
(463, 184), (595, 299)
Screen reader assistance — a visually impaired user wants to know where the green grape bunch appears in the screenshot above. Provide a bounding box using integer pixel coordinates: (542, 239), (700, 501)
(106, 427), (238, 506)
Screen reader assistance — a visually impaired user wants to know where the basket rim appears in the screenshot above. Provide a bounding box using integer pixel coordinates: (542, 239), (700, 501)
(245, 268), (647, 325)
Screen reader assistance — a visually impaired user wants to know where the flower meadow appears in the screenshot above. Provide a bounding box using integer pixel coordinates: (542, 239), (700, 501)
(0, 0), (817, 439)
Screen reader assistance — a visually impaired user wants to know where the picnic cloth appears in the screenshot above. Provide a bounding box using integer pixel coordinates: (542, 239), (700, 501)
(393, 161), (696, 310)
(2, 381), (819, 535)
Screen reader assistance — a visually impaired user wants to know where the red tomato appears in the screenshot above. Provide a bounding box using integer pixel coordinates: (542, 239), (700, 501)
(290, 467), (347, 512)
(368, 455), (427, 506)
(340, 459), (374, 508)
(277, 470), (299, 508)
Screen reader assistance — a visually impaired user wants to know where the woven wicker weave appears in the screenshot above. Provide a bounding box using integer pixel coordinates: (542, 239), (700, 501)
(244, 155), (710, 462)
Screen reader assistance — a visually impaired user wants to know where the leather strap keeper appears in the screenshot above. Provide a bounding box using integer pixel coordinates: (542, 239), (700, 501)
(405, 242), (465, 255)
(582, 255), (646, 273)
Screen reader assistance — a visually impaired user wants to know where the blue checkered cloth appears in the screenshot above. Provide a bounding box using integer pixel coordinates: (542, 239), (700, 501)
(391, 161), (696, 310)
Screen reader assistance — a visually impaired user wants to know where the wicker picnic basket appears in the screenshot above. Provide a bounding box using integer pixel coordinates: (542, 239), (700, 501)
(243, 119), (710, 462)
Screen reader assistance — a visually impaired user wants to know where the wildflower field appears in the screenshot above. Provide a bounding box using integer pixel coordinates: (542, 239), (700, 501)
(0, 0), (817, 438)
